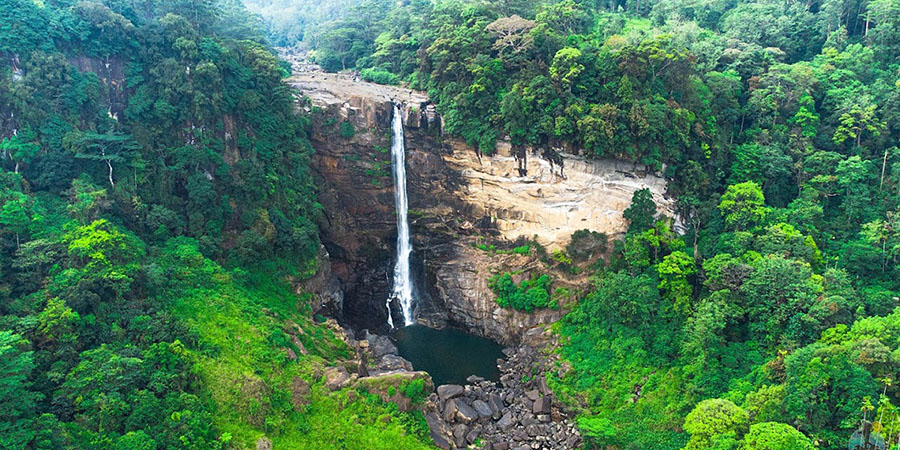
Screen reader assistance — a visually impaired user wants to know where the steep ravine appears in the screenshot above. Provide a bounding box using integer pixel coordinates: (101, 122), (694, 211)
(290, 71), (676, 345)
(289, 71), (678, 450)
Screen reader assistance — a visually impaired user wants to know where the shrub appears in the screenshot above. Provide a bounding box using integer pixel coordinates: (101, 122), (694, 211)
(339, 121), (355, 138)
(360, 68), (401, 85)
(566, 229), (608, 261)
(511, 244), (531, 255)
(399, 378), (427, 404)
(489, 272), (556, 312)
(475, 243), (496, 252)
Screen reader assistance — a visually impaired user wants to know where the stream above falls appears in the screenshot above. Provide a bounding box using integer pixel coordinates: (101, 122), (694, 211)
(392, 325), (505, 386)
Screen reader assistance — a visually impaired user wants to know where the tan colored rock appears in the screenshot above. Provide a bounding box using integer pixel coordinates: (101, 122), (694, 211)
(442, 140), (676, 250)
(324, 366), (351, 391)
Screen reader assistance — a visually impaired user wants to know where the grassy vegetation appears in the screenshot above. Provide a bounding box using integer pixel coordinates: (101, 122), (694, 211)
(360, 68), (402, 85)
(155, 239), (434, 449)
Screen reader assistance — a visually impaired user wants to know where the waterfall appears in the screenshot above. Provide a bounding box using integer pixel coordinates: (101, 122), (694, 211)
(387, 103), (415, 327)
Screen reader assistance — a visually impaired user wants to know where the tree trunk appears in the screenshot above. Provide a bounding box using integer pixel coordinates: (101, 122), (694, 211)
(881, 147), (888, 190)
(692, 215), (700, 260)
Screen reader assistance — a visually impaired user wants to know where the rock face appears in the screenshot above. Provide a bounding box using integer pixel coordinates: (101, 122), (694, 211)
(434, 245), (566, 344)
(290, 72), (442, 332)
(291, 71), (674, 342)
(424, 326), (582, 449)
(441, 139), (676, 249)
(294, 245), (344, 318)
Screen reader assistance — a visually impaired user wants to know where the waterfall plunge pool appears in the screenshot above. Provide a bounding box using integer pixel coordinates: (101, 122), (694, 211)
(392, 325), (505, 386)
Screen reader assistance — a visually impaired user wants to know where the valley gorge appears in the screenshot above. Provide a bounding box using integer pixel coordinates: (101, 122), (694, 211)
(292, 69), (676, 344)
(6, 1), (900, 449)
(291, 68), (676, 449)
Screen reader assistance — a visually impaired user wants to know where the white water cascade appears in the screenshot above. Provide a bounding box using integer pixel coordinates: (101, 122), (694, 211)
(387, 103), (415, 328)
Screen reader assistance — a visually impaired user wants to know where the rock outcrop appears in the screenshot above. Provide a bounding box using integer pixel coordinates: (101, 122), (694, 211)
(295, 245), (344, 318)
(322, 327), (433, 412)
(433, 245), (566, 345)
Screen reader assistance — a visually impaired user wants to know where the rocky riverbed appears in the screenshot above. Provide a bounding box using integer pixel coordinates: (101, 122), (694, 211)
(318, 323), (582, 449)
(424, 326), (582, 450)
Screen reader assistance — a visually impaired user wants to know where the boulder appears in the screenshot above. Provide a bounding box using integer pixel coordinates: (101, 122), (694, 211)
(472, 399), (493, 420)
(465, 427), (480, 444)
(324, 366), (351, 391)
(524, 390), (541, 401)
(437, 384), (464, 401)
(497, 412), (516, 431)
(290, 377), (311, 410)
(364, 331), (398, 359)
(452, 423), (469, 448)
(537, 375), (552, 396)
(466, 375), (485, 384)
(533, 396), (551, 415)
(455, 401), (479, 424)
(566, 435), (582, 448)
(442, 398), (458, 423)
(256, 437), (272, 450)
(426, 412), (452, 450)
(525, 423), (544, 437)
(374, 354), (414, 372)
(488, 393), (504, 419)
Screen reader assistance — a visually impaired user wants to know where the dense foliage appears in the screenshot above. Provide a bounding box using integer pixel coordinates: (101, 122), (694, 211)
(302, 0), (900, 448)
(489, 272), (557, 312)
(6, 0), (900, 448)
(0, 1), (433, 448)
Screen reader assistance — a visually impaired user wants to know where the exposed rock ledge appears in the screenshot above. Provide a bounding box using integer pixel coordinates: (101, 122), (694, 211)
(443, 139), (677, 250)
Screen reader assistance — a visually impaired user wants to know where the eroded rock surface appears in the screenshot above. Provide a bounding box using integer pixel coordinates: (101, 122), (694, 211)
(443, 140), (676, 249)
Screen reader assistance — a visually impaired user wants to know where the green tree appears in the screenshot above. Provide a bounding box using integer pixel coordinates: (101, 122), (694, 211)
(741, 422), (814, 450)
(741, 255), (822, 347)
(624, 188), (657, 234)
(657, 250), (696, 317)
(832, 102), (885, 150)
(115, 431), (157, 450)
(0, 192), (30, 249)
(0, 331), (40, 450)
(719, 182), (767, 231)
(63, 219), (145, 297)
(682, 399), (749, 450)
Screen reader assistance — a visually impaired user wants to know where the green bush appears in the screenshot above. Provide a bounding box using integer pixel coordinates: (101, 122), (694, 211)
(339, 121), (355, 138)
(399, 378), (427, 405)
(511, 244), (531, 255)
(475, 243), (496, 252)
(360, 68), (401, 85)
(566, 230), (608, 261)
(489, 272), (556, 312)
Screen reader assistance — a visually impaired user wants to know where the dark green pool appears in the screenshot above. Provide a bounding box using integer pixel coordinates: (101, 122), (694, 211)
(392, 325), (505, 386)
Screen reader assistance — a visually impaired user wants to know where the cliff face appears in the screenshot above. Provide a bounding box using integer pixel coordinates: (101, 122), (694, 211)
(291, 72), (444, 332)
(291, 72), (675, 343)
